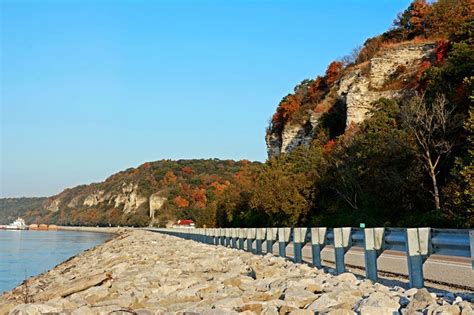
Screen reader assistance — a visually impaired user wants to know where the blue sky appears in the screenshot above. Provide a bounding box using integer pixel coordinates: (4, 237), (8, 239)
(1, 0), (411, 197)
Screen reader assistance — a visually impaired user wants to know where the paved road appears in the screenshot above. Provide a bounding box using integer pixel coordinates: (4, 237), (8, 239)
(259, 242), (473, 290)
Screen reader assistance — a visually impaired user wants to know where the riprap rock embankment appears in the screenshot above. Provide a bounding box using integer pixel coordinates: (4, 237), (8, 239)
(1, 230), (472, 314)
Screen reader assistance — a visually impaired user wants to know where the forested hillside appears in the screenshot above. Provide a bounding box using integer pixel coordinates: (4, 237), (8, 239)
(0, 198), (48, 224)
(2, 160), (260, 227)
(222, 0), (473, 228)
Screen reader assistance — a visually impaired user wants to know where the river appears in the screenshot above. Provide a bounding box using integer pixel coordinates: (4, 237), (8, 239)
(0, 230), (112, 293)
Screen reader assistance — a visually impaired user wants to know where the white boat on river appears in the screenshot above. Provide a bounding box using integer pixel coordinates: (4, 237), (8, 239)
(0, 218), (28, 230)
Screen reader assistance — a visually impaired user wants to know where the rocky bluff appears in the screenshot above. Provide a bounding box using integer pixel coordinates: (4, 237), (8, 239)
(266, 42), (436, 157)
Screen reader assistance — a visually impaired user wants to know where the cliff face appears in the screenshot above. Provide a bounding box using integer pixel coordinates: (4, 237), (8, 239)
(266, 42), (436, 157)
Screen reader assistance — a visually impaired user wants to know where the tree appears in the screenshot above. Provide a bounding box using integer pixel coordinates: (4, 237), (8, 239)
(442, 77), (474, 226)
(325, 61), (344, 87)
(271, 94), (301, 133)
(318, 98), (425, 226)
(251, 158), (313, 226)
(393, 0), (431, 39)
(162, 170), (177, 184)
(426, 0), (474, 38)
(402, 94), (454, 209)
(173, 196), (189, 208)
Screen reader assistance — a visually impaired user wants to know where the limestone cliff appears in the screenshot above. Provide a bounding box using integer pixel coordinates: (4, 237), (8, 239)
(266, 42), (436, 157)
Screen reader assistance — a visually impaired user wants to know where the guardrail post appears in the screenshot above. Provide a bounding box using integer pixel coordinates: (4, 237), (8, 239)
(231, 228), (238, 248)
(222, 228), (227, 246)
(405, 228), (431, 288)
(310, 228), (327, 268)
(469, 230), (474, 270)
(278, 228), (291, 258)
(256, 228), (266, 255)
(364, 228), (385, 282)
(225, 228), (231, 247)
(239, 229), (246, 250)
(215, 228), (221, 245)
(219, 228), (225, 246)
(210, 228), (215, 244)
(209, 229), (214, 244)
(334, 227), (352, 274)
(266, 228), (278, 254)
(247, 228), (256, 253)
(293, 227), (308, 264)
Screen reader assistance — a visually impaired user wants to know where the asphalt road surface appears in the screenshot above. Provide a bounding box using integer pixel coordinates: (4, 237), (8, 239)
(258, 242), (473, 290)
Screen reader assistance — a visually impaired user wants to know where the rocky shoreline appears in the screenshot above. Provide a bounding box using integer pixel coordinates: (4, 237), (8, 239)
(57, 226), (130, 234)
(1, 230), (472, 315)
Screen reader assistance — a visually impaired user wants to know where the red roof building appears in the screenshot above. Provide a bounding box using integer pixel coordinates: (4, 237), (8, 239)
(172, 219), (195, 228)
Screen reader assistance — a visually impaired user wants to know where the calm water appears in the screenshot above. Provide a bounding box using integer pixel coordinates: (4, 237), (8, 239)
(0, 230), (112, 293)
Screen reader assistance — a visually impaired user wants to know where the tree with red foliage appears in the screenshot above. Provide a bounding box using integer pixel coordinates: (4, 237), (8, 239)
(306, 76), (327, 103)
(181, 166), (193, 174)
(435, 40), (450, 64)
(325, 61), (344, 87)
(192, 188), (207, 204)
(394, 0), (431, 39)
(323, 139), (337, 153)
(271, 94), (300, 132)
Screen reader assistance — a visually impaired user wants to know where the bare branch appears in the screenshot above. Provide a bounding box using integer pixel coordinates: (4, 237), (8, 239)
(401, 93), (454, 209)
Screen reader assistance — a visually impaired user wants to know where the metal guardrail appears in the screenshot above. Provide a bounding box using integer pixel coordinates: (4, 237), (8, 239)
(147, 227), (474, 289)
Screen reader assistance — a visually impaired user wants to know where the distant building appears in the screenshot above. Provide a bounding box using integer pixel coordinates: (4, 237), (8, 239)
(172, 219), (195, 228)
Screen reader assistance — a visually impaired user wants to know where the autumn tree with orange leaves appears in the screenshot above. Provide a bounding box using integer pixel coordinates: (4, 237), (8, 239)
(173, 196), (189, 208)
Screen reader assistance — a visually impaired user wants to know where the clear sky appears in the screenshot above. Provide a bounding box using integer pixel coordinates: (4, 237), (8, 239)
(1, 0), (411, 197)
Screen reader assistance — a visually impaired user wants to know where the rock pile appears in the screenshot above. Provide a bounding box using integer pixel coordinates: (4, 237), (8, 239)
(1, 230), (472, 314)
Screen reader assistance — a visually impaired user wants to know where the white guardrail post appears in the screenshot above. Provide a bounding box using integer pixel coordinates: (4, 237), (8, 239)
(239, 228), (247, 250)
(255, 228), (266, 255)
(247, 228), (257, 253)
(310, 228), (327, 268)
(334, 227), (352, 274)
(293, 227), (308, 264)
(405, 228), (431, 288)
(266, 228), (278, 254)
(220, 228), (226, 246)
(231, 228), (238, 248)
(225, 228), (231, 247)
(364, 228), (385, 282)
(215, 228), (221, 246)
(278, 228), (291, 258)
